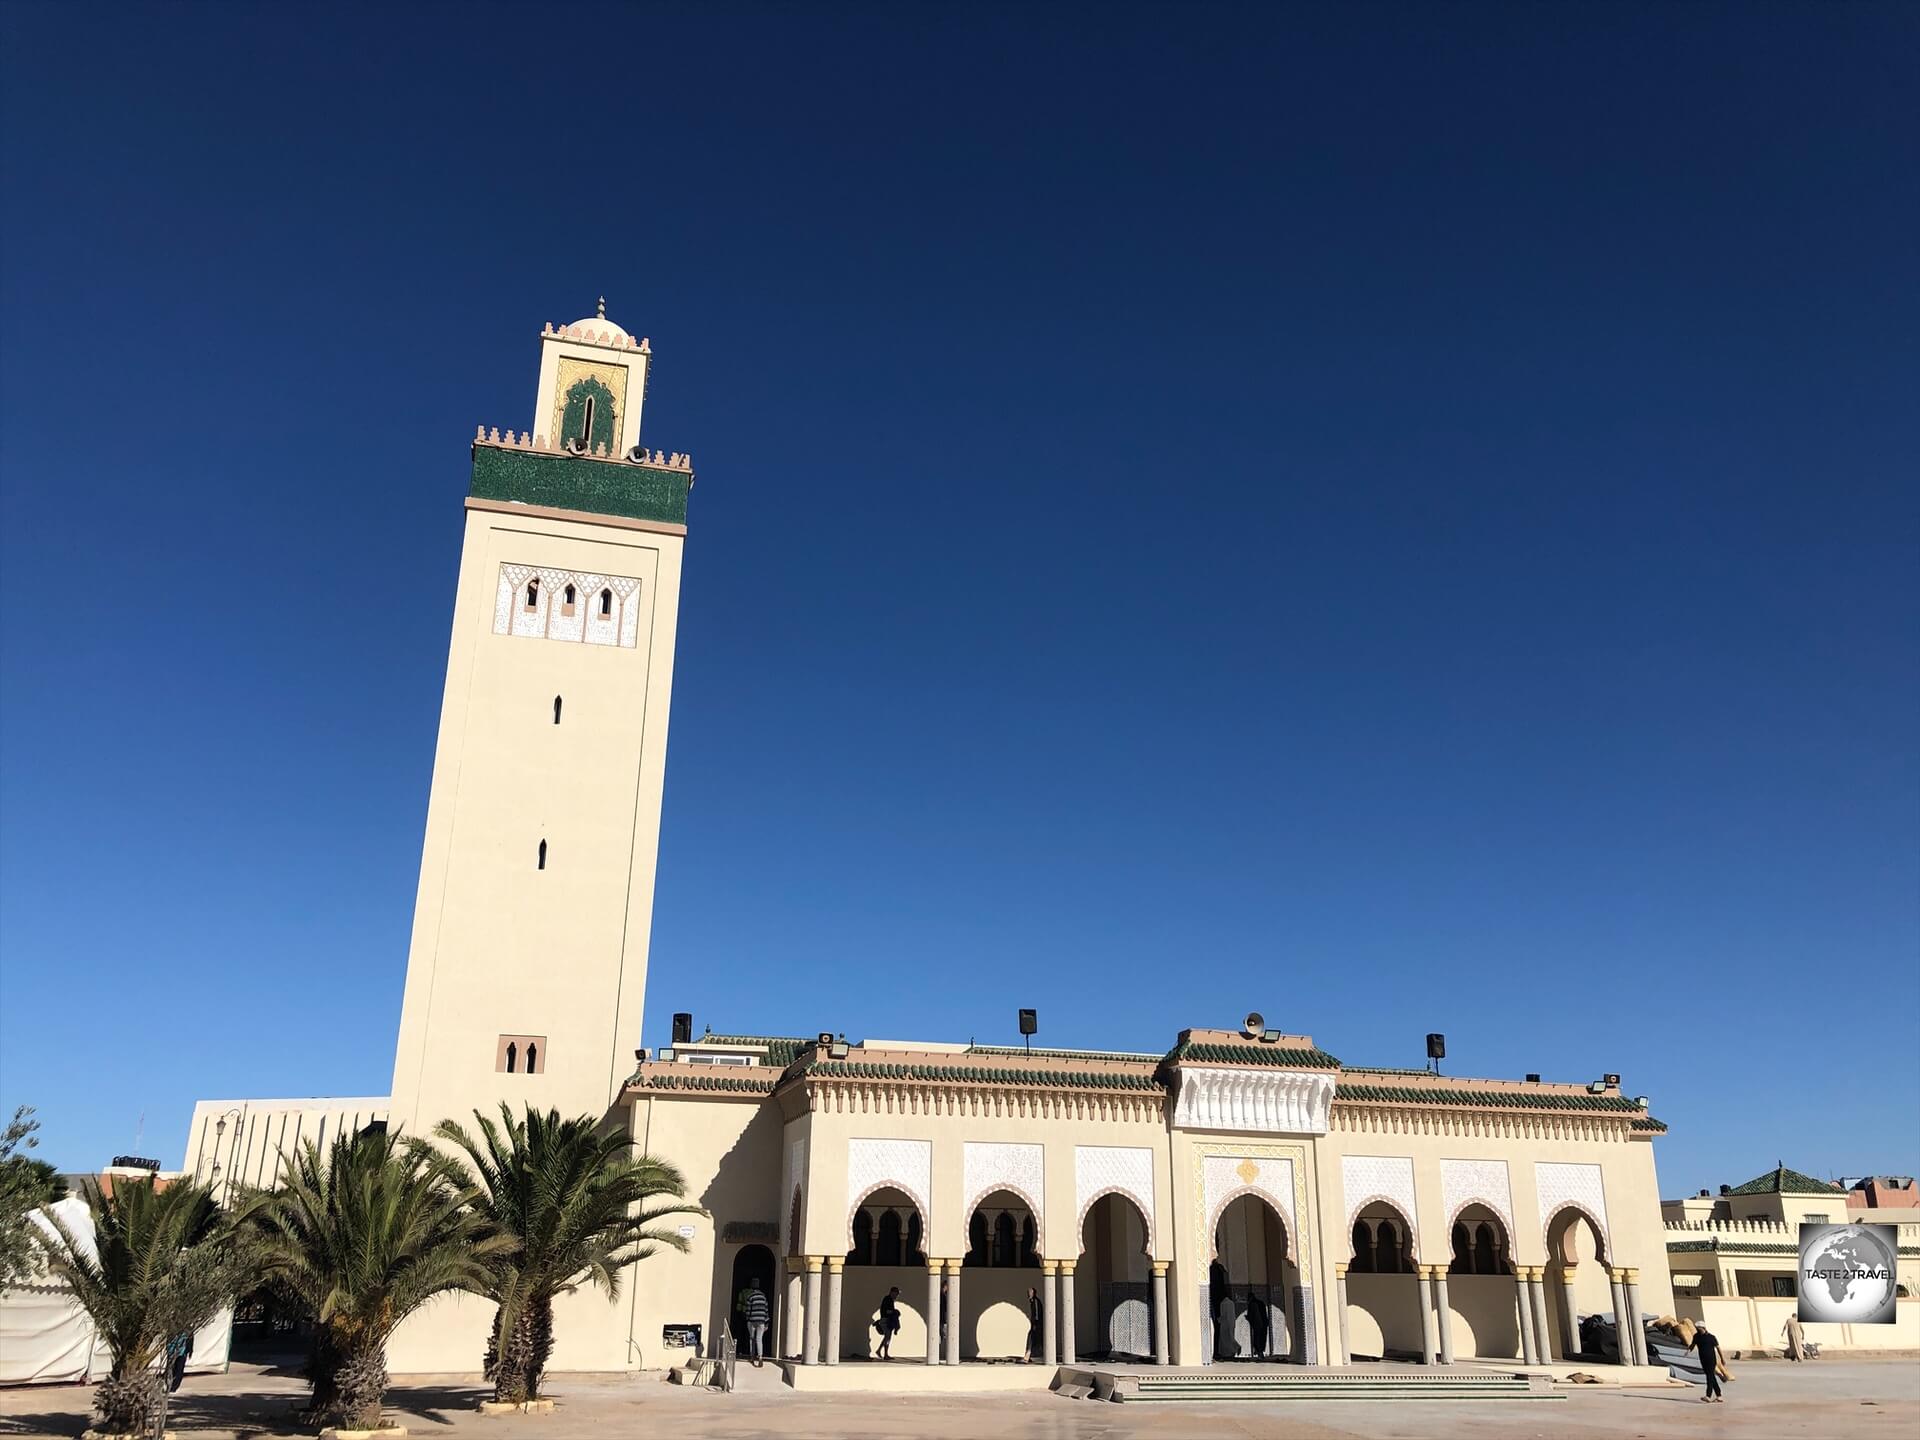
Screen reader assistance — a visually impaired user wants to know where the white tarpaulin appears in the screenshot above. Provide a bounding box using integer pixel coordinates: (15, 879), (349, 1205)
(0, 1197), (232, 1386)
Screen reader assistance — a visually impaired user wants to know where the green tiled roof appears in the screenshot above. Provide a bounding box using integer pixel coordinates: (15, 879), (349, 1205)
(791, 1059), (1162, 1092)
(1727, 1165), (1843, 1196)
(695, 1035), (812, 1068)
(630, 1071), (774, 1094)
(1335, 1083), (1646, 1115)
(1631, 1116), (1669, 1133)
(1162, 1041), (1342, 1070)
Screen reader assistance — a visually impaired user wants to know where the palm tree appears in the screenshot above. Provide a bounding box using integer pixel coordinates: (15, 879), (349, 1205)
(435, 1105), (702, 1404)
(36, 1176), (234, 1436)
(241, 1126), (510, 1429)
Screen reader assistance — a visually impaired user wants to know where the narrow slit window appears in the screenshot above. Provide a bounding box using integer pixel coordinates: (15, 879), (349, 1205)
(525, 1042), (538, 1073)
(537, 839), (547, 870)
(505, 1042), (518, 1074)
(579, 395), (595, 444)
(599, 588), (613, 617)
(553, 696), (563, 725)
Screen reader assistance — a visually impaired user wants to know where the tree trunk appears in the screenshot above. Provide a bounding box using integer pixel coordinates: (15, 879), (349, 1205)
(491, 1305), (533, 1404)
(94, 1367), (163, 1436)
(304, 1329), (343, 1421)
(523, 1296), (554, 1402)
(335, 1339), (389, 1432)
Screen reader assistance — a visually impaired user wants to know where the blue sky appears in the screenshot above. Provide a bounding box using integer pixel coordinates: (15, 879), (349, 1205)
(1, 2), (1914, 1190)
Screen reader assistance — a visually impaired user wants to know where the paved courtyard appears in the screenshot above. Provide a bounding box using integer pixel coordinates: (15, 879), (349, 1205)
(1, 1359), (1914, 1439)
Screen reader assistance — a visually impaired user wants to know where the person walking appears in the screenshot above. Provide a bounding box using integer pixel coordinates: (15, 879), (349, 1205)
(1689, 1322), (1725, 1403)
(1024, 1285), (1044, 1363)
(1781, 1313), (1808, 1362)
(877, 1286), (902, 1360)
(742, 1278), (771, 1366)
(1247, 1290), (1270, 1359)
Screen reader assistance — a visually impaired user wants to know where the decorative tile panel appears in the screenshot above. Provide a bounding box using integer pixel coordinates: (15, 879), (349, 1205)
(1341, 1154), (1419, 1240)
(1172, 1065), (1334, 1135)
(1440, 1157), (1515, 1239)
(1535, 1161), (1609, 1249)
(847, 1137), (932, 1236)
(1075, 1145), (1154, 1236)
(492, 563), (642, 648)
(963, 1142), (1045, 1238)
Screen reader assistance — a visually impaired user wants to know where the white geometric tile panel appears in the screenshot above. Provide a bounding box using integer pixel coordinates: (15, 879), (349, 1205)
(492, 563), (641, 648)
(963, 1142), (1045, 1233)
(1342, 1154), (1419, 1234)
(1440, 1157), (1516, 1239)
(847, 1137), (932, 1230)
(1075, 1145), (1155, 1234)
(1535, 1161), (1610, 1246)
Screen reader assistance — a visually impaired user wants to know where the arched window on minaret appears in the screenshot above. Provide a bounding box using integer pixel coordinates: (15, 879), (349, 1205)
(560, 377), (617, 454)
(524, 578), (540, 610)
(562, 583), (576, 615)
(525, 1041), (538, 1074)
(537, 839), (547, 870)
(599, 588), (613, 618)
(505, 1042), (518, 1074)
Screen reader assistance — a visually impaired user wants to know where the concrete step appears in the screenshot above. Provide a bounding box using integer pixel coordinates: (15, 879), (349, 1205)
(1057, 1366), (1562, 1403)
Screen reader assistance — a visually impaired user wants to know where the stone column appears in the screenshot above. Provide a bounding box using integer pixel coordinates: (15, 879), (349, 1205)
(1558, 1265), (1581, 1358)
(1333, 1262), (1351, 1366)
(802, 1257), (822, 1364)
(1623, 1269), (1646, 1366)
(1432, 1266), (1455, 1365)
(1417, 1266), (1439, 1365)
(782, 1256), (803, 1359)
(1529, 1269), (1554, 1363)
(1041, 1263), (1059, 1364)
(1151, 1261), (1171, 1365)
(824, 1258), (843, 1365)
(925, 1262), (943, 1364)
(1061, 1263), (1077, 1365)
(1515, 1272), (1538, 1364)
(944, 1260), (962, 1365)
(1608, 1268), (1632, 1366)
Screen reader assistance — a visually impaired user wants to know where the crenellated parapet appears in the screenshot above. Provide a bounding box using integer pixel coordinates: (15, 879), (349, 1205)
(474, 425), (693, 473)
(541, 319), (652, 353)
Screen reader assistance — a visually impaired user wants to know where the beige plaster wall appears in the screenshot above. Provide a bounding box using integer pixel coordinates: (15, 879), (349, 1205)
(388, 504), (683, 1137)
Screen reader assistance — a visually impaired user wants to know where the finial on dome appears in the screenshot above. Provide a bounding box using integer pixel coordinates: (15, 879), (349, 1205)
(596, 295), (606, 319)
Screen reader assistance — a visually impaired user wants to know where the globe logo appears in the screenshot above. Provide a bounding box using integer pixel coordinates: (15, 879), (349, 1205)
(1797, 1223), (1899, 1324)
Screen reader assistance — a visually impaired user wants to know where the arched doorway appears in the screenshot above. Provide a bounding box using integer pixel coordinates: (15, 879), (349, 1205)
(1211, 1193), (1292, 1362)
(961, 1188), (1041, 1359)
(844, 1185), (929, 1361)
(1545, 1205), (1612, 1360)
(1443, 1205), (1519, 1359)
(1343, 1202), (1419, 1361)
(727, 1244), (777, 1351)
(1077, 1192), (1151, 1359)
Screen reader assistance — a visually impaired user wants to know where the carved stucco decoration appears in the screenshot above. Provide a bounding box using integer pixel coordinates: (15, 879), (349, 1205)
(1536, 1160), (1611, 1256)
(1201, 1153), (1297, 1260)
(846, 1137), (932, 1242)
(781, 1137), (806, 1253)
(1172, 1065), (1335, 1135)
(1074, 1145), (1155, 1238)
(494, 563), (642, 648)
(963, 1142), (1046, 1244)
(1342, 1154), (1420, 1256)
(1440, 1157), (1516, 1240)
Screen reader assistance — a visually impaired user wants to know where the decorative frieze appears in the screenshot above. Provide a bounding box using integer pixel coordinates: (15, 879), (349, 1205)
(1536, 1161), (1610, 1252)
(474, 424), (691, 472)
(1171, 1065), (1334, 1135)
(1202, 1154), (1297, 1253)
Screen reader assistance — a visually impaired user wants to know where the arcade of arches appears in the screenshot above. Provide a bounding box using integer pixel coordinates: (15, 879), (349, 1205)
(628, 1027), (1670, 1375)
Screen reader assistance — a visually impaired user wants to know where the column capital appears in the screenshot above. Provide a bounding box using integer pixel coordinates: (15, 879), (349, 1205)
(944, 1257), (964, 1275)
(1151, 1260), (1170, 1277)
(1060, 1260), (1075, 1275)
(1560, 1263), (1578, 1278)
(786, 1255), (804, 1274)
(1609, 1266), (1626, 1283)
(926, 1260), (944, 1275)
(827, 1257), (844, 1274)
(1334, 1262), (1349, 1277)
(1042, 1260), (1058, 1274)
(805, 1255), (824, 1273)
(1624, 1267), (1639, 1283)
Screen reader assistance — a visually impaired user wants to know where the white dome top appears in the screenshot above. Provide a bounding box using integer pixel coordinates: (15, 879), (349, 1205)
(567, 297), (628, 341)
